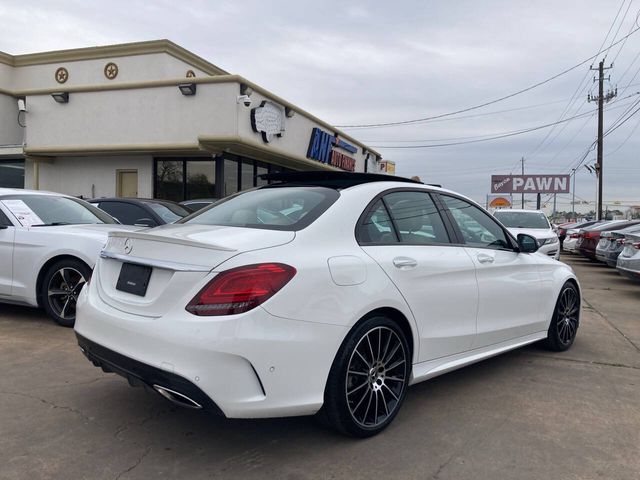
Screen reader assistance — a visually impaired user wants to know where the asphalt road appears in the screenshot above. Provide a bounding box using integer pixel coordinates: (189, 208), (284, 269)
(1, 254), (639, 480)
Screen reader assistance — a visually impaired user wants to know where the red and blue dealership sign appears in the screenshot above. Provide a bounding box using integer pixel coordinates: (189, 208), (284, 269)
(307, 128), (357, 172)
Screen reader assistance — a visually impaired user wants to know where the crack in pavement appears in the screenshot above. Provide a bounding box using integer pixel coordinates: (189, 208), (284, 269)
(582, 297), (640, 354)
(114, 408), (170, 440)
(0, 391), (93, 423)
(430, 405), (517, 479)
(522, 352), (640, 371)
(114, 446), (151, 480)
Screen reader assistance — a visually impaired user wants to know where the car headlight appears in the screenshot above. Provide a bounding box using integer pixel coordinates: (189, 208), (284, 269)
(539, 237), (559, 246)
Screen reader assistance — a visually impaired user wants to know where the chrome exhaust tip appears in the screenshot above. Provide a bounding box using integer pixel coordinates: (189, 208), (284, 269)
(152, 384), (202, 409)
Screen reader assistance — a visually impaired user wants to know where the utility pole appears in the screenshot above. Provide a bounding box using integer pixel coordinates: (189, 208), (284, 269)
(571, 167), (577, 220)
(520, 157), (525, 208)
(588, 60), (616, 220)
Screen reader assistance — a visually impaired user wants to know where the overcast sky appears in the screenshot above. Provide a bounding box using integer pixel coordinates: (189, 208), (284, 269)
(2, 0), (640, 211)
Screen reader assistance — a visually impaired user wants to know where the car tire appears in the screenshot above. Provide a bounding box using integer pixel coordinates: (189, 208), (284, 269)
(41, 258), (91, 328)
(544, 282), (580, 352)
(321, 315), (411, 437)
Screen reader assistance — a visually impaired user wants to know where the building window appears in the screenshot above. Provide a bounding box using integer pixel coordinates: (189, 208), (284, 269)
(241, 160), (255, 191)
(186, 160), (215, 200)
(154, 156), (298, 201)
(256, 162), (269, 187)
(224, 159), (239, 196)
(0, 160), (25, 189)
(155, 160), (184, 202)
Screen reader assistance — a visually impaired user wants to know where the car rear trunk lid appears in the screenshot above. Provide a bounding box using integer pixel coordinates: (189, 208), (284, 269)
(95, 225), (295, 317)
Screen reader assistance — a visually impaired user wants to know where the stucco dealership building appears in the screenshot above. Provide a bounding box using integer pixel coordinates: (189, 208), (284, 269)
(0, 40), (382, 200)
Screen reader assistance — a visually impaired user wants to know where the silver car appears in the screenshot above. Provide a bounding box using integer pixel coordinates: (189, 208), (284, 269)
(617, 231), (640, 281)
(596, 225), (640, 266)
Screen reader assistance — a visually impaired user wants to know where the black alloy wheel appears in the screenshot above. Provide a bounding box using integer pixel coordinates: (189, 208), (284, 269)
(545, 282), (580, 351)
(41, 259), (91, 327)
(322, 316), (411, 437)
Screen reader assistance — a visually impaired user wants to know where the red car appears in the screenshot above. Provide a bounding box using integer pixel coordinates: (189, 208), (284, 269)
(578, 220), (640, 260)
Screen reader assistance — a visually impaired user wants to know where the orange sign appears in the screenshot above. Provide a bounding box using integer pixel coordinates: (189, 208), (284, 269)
(489, 196), (512, 208)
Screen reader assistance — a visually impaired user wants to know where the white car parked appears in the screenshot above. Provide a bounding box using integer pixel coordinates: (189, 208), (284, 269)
(493, 209), (560, 259)
(75, 173), (581, 437)
(0, 188), (137, 326)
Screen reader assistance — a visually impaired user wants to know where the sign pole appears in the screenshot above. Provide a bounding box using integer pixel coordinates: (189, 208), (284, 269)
(521, 157), (525, 208)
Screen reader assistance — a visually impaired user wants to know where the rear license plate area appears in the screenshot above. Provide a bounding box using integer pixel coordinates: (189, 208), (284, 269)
(116, 263), (152, 296)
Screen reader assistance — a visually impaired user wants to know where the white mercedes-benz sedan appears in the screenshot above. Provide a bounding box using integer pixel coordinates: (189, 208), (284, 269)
(75, 172), (581, 437)
(0, 188), (137, 327)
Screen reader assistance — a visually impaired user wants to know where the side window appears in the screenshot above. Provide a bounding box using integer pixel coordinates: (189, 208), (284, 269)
(98, 202), (152, 226)
(385, 191), (450, 244)
(0, 207), (12, 226)
(440, 195), (511, 250)
(358, 200), (398, 244)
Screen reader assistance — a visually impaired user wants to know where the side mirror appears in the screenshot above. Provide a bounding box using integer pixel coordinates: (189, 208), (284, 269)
(517, 233), (539, 253)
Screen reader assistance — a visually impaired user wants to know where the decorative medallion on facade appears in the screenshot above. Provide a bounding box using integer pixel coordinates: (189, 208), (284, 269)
(104, 62), (119, 80)
(251, 101), (286, 143)
(55, 67), (69, 84)
(186, 70), (196, 78)
(307, 128), (357, 172)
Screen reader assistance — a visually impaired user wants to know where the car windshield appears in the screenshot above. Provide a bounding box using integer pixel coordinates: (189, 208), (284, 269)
(182, 186), (339, 231)
(494, 211), (550, 229)
(142, 201), (190, 223)
(0, 194), (115, 226)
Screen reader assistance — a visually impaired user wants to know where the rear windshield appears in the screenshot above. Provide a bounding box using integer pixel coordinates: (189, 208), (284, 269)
(0, 194), (115, 226)
(182, 186), (339, 231)
(142, 201), (190, 223)
(494, 211), (550, 229)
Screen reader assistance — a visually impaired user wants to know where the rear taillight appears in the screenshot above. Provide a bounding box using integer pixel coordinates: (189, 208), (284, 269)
(616, 238), (626, 245)
(186, 263), (296, 316)
(632, 242), (640, 250)
(570, 233), (580, 238)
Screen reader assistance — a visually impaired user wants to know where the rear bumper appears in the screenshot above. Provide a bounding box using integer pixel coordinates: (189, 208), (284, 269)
(617, 256), (640, 281)
(595, 249), (609, 263)
(579, 247), (596, 259)
(74, 282), (348, 419)
(617, 266), (640, 281)
(76, 333), (224, 414)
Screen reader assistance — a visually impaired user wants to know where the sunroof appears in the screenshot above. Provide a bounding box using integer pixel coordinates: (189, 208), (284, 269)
(260, 171), (422, 189)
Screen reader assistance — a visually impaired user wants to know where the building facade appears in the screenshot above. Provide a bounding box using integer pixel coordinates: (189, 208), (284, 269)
(0, 40), (382, 200)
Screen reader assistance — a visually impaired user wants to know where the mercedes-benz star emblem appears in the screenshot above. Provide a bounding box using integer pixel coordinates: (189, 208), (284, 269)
(124, 238), (133, 254)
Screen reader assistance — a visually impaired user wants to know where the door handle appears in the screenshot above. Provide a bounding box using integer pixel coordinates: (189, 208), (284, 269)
(393, 257), (418, 269)
(476, 253), (495, 264)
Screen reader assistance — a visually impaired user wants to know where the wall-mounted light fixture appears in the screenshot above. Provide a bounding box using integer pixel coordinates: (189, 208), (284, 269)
(51, 92), (69, 103)
(178, 83), (197, 96)
(285, 107), (295, 118)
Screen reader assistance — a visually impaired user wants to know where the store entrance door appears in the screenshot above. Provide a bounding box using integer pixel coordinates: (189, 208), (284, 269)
(117, 170), (138, 198)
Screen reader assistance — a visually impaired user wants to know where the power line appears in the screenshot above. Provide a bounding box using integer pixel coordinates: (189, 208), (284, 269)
(526, 3), (633, 162)
(606, 113), (640, 155)
(367, 110), (596, 148)
(335, 25), (640, 129)
(367, 96), (639, 148)
(605, 0), (634, 63)
(362, 96), (575, 126)
(556, 96), (640, 177)
(612, 2), (638, 64)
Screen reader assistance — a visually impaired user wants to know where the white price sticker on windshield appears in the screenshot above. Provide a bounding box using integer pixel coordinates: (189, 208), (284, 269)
(1, 199), (44, 227)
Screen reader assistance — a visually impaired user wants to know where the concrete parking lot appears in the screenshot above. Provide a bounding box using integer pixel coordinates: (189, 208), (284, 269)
(1, 254), (639, 480)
